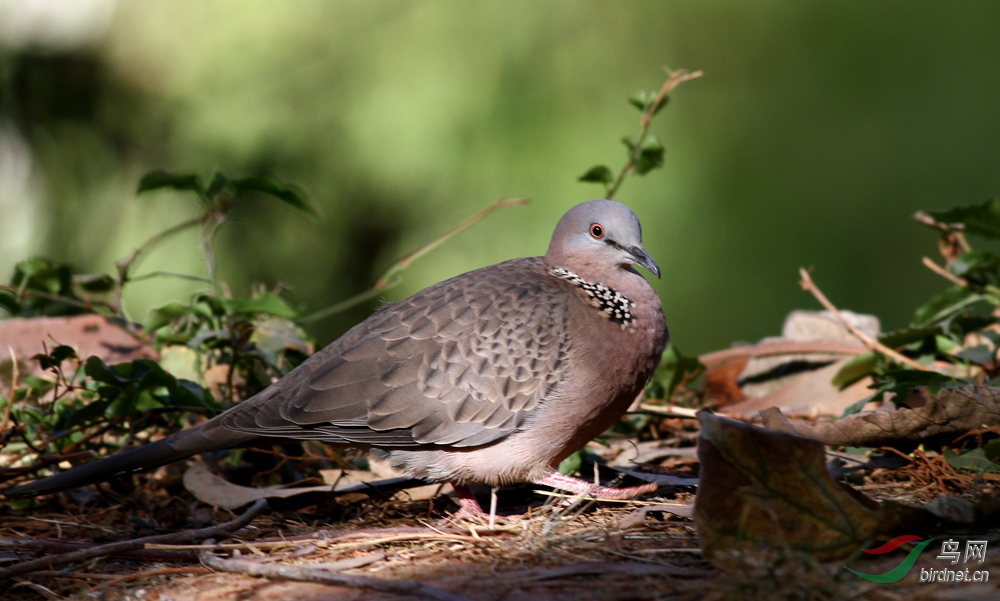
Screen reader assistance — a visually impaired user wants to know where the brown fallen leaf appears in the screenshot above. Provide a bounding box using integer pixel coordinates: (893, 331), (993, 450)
(700, 310), (874, 416)
(724, 358), (873, 418)
(693, 411), (982, 568)
(759, 384), (1000, 446)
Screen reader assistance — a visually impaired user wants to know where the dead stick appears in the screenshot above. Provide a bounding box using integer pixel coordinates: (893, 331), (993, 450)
(0, 499), (267, 581)
(0, 537), (194, 563)
(798, 268), (936, 373)
(922, 257), (968, 287)
(200, 550), (473, 601)
(636, 403), (699, 418)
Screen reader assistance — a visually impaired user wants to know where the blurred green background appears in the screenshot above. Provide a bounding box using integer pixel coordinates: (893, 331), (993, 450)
(1, 1), (999, 354)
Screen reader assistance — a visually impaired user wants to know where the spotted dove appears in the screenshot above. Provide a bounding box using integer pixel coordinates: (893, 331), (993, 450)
(7, 200), (669, 514)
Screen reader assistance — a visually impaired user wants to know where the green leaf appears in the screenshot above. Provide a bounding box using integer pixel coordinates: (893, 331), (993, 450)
(927, 198), (1000, 240)
(169, 379), (221, 410)
(627, 90), (669, 115)
(232, 175), (315, 216)
(32, 345), (78, 371)
(134, 390), (164, 412)
(831, 352), (878, 388)
(72, 273), (115, 293)
(3, 259), (89, 317)
(621, 135), (637, 152)
(205, 171), (234, 200)
(146, 301), (193, 332)
(628, 90), (653, 111)
(634, 135), (665, 175)
(55, 398), (111, 430)
(578, 165), (615, 185)
(840, 395), (875, 417)
(558, 451), (582, 476)
(15, 258), (72, 295)
(935, 334), (960, 354)
(957, 344), (994, 365)
(949, 251), (1000, 279)
(0, 291), (18, 315)
(944, 447), (1000, 473)
(911, 285), (983, 327)
(652, 344), (705, 400)
(137, 170), (205, 199)
(84, 356), (175, 389)
(249, 317), (314, 373)
(877, 327), (941, 349)
(223, 292), (298, 319)
(869, 369), (963, 402)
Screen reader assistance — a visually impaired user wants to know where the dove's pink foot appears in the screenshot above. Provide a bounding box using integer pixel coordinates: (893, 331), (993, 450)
(534, 472), (659, 500)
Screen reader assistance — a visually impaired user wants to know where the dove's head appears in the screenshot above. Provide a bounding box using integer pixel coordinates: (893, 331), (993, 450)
(545, 200), (659, 279)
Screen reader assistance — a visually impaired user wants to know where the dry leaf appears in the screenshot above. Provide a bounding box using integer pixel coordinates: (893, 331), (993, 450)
(693, 411), (978, 568)
(183, 464), (336, 509)
(724, 358), (873, 418)
(759, 384), (1000, 446)
(700, 311), (874, 416)
(183, 464), (423, 510)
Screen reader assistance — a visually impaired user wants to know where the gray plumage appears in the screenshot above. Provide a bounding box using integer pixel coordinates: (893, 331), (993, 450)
(7, 200), (668, 500)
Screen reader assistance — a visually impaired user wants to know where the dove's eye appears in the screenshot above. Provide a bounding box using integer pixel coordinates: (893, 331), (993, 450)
(589, 223), (604, 239)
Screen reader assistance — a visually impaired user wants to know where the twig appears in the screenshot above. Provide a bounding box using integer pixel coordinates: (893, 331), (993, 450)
(532, 490), (650, 503)
(913, 210), (971, 263)
(200, 549), (473, 601)
(0, 499), (268, 581)
(298, 198), (528, 324)
(0, 538), (192, 563)
(642, 68), (704, 129)
(24, 571), (119, 581)
(489, 486), (498, 531)
(798, 268), (936, 373)
(148, 531), (486, 552)
(115, 215), (206, 278)
(0, 284), (101, 313)
(127, 271), (213, 284)
(922, 257), (968, 287)
(635, 403), (699, 418)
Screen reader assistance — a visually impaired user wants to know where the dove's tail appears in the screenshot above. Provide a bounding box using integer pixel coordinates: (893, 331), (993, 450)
(5, 420), (258, 497)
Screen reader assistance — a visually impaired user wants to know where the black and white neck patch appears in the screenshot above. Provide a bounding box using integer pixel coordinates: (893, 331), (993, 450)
(549, 266), (634, 327)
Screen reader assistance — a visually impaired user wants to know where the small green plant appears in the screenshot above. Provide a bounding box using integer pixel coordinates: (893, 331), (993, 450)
(578, 67), (702, 200)
(830, 199), (1000, 416)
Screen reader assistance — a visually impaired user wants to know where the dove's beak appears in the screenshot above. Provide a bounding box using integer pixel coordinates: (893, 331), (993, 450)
(626, 245), (660, 279)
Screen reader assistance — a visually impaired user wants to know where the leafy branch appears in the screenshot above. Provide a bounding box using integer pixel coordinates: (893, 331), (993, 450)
(578, 67), (702, 199)
(0, 171), (313, 330)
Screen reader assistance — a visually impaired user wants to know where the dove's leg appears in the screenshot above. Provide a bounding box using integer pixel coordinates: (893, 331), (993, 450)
(535, 472), (659, 500)
(444, 484), (491, 521)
